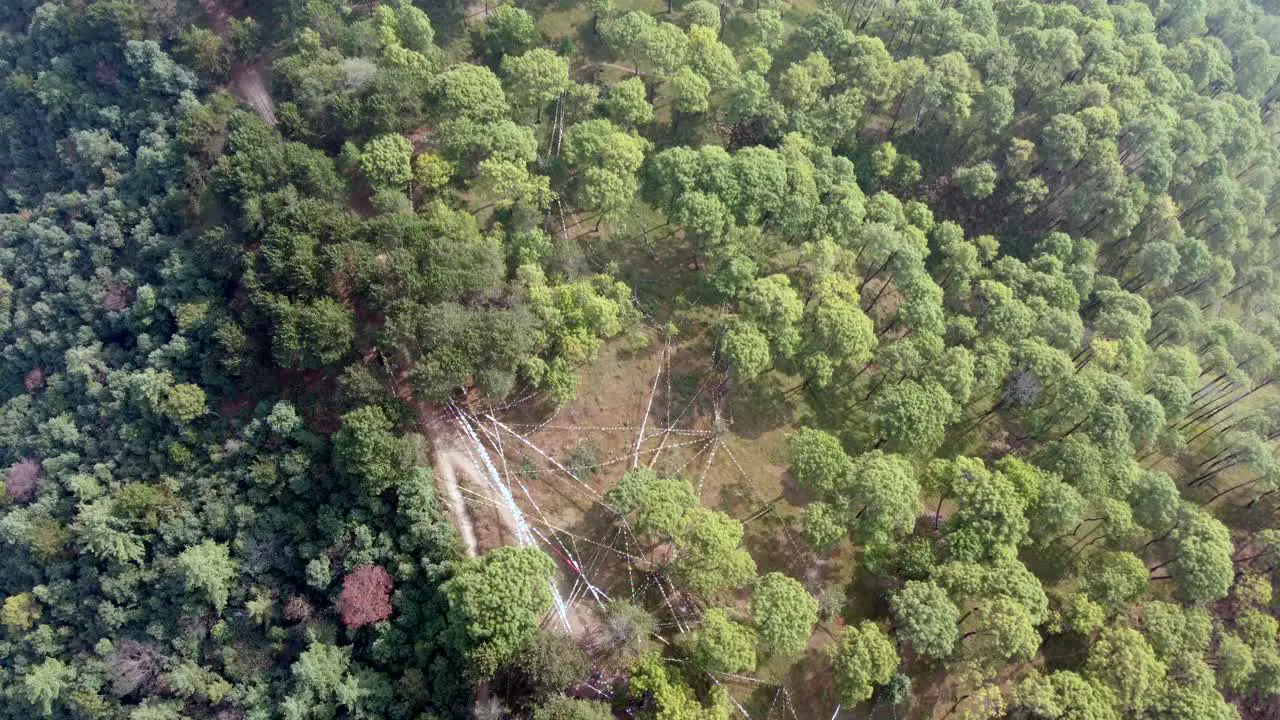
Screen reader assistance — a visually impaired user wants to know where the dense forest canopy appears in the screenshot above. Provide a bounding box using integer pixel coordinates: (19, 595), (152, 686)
(2, 0), (1280, 719)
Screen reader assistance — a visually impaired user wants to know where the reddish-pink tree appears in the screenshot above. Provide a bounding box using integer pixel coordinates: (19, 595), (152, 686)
(102, 283), (129, 311)
(24, 367), (44, 392)
(6, 458), (40, 503)
(336, 565), (394, 628)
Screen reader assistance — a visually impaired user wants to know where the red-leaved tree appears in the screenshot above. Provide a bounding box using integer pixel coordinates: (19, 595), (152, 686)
(6, 458), (40, 503)
(336, 565), (393, 628)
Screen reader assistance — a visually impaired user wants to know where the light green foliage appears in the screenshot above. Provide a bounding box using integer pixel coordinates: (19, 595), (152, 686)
(284, 641), (351, 717)
(472, 5), (540, 64)
(789, 428), (851, 495)
(741, 274), (803, 359)
(685, 24), (737, 90)
(384, 0), (434, 53)
(671, 191), (729, 246)
(940, 457), (1028, 562)
(671, 67), (712, 114)
(1237, 610), (1278, 651)
(792, 434), (920, 550)
(777, 53), (835, 110)
(1012, 670), (1118, 720)
(1252, 646), (1280, 696)
(1167, 508), (1234, 604)
(750, 573), (817, 656)
(715, 317), (771, 380)
(177, 540), (237, 612)
(627, 652), (732, 719)
(474, 157), (555, 209)
(606, 468), (695, 537)
(163, 383), (206, 423)
(1140, 602), (1213, 661)
(360, 134), (414, 190)
(561, 119), (648, 222)
(306, 556), (332, 589)
(22, 658), (74, 716)
(1081, 551), (1149, 609)
(796, 275), (876, 388)
(436, 64), (511, 122)
(639, 22), (688, 75)
(803, 502), (845, 550)
(966, 596), (1041, 665)
(1217, 633), (1256, 693)
(73, 499), (146, 565)
(522, 268), (635, 368)
(1025, 472), (1084, 544)
(606, 470), (754, 595)
(890, 580), (960, 659)
(845, 450), (922, 543)
(684, 1), (720, 29)
(675, 507), (757, 595)
(954, 163), (998, 199)
(441, 547), (556, 677)
(872, 380), (953, 456)
(600, 11), (656, 67)
(1059, 594), (1105, 636)
(1234, 574), (1273, 610)
(2, 591), (41, 631)
(604, 77), (653, 127)
(1128, 471), (1181, 533)
(413, 152), (454, 193)
(746, 9), (784, 51)
(1085, 627), (1167, 715)
(829, 621), (899, 705)
(680, 608), (758, 673)
(501, 49), (570, 117)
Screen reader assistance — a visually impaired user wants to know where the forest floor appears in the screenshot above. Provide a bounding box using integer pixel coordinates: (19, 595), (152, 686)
(465, 0), (498, 23)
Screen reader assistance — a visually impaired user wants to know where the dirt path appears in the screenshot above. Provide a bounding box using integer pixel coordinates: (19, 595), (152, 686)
(197, 0), (277, 125)
(419, 404), (522, 558)
(434, 448), (481, 556)
(230, 62), (277, 126)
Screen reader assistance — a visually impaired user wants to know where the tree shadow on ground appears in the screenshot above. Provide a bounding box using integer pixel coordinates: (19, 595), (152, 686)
(423, 0), (468, 43)
(726, 380), (793, 439)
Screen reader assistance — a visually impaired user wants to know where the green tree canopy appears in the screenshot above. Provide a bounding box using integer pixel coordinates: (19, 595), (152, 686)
(442, 547), (556, 677)
(829, 621), (899, 705)
(750, 572), (818, 657)
(890, 580), (961, 659)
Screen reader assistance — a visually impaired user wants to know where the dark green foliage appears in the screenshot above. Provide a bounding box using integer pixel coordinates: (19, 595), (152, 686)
(500, 631), (592, 704)
(334, 405), (406, 495)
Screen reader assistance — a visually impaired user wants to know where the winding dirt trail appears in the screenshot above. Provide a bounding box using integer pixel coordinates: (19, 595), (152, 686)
(418, 404), (521, 558)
